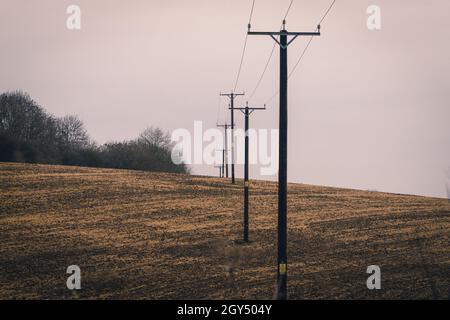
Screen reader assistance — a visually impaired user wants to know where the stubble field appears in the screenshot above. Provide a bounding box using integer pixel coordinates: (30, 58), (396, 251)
(0, 162), (449, 299)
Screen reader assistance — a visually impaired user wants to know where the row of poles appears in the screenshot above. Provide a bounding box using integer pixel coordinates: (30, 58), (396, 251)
(215, 19), (321, 300)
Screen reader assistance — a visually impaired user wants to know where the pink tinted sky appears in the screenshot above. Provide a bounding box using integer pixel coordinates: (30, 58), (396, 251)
(1, 0), (449, 198)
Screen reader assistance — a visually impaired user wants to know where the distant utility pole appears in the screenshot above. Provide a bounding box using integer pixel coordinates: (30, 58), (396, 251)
(220, 149), (225, 178)
(214, 165), (223, 178)
(216, 123), (231, 178)
(230, 102), (266, 243)
(220, 92), (245, 184)
(215, 149), (226, 178)
(248, 20), (321, 300)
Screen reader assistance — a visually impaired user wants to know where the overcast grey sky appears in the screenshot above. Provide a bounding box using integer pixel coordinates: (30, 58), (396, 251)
(1, 0), (449, 198)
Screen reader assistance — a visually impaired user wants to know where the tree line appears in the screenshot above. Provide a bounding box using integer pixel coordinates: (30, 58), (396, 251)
(0, 91), (189, 174)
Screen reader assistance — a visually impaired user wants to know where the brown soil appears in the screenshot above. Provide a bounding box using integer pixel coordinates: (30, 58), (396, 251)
(0, 163), (449, 299)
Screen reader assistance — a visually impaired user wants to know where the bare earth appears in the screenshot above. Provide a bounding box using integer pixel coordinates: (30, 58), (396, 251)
(0, 162), (449, 300)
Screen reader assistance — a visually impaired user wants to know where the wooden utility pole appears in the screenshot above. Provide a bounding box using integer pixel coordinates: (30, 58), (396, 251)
(230, 102), (266, 243)
(215, 148), (226, 178)
(220, 92), (244, 184)
(214, 165), (223, 178)
(217, 123), (231, 178)
(248, 20), (321, 300)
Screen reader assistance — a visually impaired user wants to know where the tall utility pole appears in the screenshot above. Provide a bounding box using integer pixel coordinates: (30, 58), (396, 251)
(220, 92), (244, 184)
(230, 102), (266, 243)
(248, 21), (321, 300)
(217, 123), (230, 178)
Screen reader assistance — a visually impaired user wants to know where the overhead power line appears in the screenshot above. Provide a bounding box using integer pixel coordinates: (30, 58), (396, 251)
(233, 0), (256, 92)
(249, 0), (295, 100)
(318, 0), (336, 26)
(249, 42), (277, 100)
(264, 0), (337, 104)
(283, 0), (295, 20)
(289, 0), (336, 77)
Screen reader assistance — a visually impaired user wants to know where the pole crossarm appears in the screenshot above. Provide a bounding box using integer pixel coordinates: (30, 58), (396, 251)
(248, 31), (320, 36)
(248, 29), (320, 49)
(216, 123), (235, 129)
(231, 107), (266, 111)
(220, 92), (245, 97)
(230, 101), (266, 111)
(231, 107), (266, 114)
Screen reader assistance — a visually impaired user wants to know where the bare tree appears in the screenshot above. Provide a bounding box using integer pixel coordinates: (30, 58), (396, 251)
(0, 90), (49, 142)
(56, 115), (90, 149)
(1, 91), (188, 173)
(138, 127), (171, 150)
